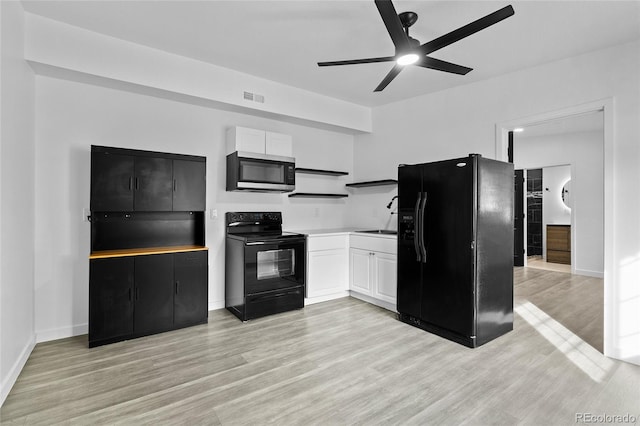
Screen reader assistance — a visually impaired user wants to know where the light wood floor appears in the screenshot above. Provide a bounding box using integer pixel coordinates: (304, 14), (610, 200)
(2, 269), (637, 425)
(526, 256), (571, 274)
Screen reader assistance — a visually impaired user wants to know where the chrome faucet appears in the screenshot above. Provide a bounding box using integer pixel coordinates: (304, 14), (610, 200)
(387, 196), (398, 210)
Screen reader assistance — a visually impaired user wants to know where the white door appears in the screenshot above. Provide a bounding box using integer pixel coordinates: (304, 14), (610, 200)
(349, 248), (372, 295)
(307, 249), (348, 298)
(265, 132), (293, 157)
(233, 127), (265, 153)
(373, 252), (397, 304)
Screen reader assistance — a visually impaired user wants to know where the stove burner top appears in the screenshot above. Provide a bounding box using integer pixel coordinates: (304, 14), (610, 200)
(225, 212), (305, 243)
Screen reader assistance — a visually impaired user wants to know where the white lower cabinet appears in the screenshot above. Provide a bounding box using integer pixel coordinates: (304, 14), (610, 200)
(372, 252), (397, 304)
(306, 235), (349, 302)
(349, 235), (397, 309)
(349, 248), (372, 295)
(306, 232), (397, 309)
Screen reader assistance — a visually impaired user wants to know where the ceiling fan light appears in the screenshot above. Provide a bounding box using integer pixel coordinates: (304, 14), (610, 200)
(397, 53), (419, 66)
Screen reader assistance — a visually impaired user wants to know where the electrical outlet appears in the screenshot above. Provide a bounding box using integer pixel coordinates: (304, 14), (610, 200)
(210, 209), (218, 219)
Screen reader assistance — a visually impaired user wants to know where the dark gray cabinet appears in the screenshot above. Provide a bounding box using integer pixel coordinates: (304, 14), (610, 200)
(173, 159), (206, 211)
(91, 153), (134, 211)
(90, 146), (206, 212)
(174, 251), (208, 326)
(134, 157), (173, 211)
(89, 257), (134, 344)
(89, 145), (207, 348)
(134, 254), (175, 335)
(89, 252), (207, 347)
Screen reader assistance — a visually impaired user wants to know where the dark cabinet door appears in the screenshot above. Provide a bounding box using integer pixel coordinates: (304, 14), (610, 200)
(174, 251), (208, 326)
(91, 153), (134, 211)
(173, 160), (206, 211)
(134, 157), (173, 211)
(134, 254), (174, 335)
(89, 257), (134, 345)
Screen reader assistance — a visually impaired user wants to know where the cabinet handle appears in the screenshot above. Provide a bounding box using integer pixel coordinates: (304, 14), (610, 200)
(128, 288), (132, 302)
(135, 178), (139, 190)
(128, 176), (133, 191)
(135, 288), (140, 301)
(173, 179), (177, 192)
(175, 281), (179, 294)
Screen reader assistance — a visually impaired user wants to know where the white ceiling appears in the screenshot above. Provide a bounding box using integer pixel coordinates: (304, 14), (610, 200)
(21, 1), (640, 107)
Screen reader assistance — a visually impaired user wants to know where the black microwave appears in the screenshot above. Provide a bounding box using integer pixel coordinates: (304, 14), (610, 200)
(226, 151), (295, 192)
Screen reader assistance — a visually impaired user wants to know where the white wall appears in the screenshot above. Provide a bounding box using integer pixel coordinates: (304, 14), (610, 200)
(24, 13), (371, 133)
(542, 165), (571, 227)
(0, 1), (36, 405)
(541, 165), (572, 260)
(33, 75), (354, 342)
(515, 131), (604, 277)
(350, 40), (640, 364)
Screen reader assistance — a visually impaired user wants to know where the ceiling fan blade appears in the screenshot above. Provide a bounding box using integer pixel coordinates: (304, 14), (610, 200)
(416, 56), (473, 75)
(318, 56), (395, 67)
(375, 0), (410, 51)
(420, 5), (515, 55)
(374, 64), (403, 92)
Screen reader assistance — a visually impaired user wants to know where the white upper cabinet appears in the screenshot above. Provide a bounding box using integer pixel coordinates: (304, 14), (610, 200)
(227, 126), (293, 157)
(265, 132), (293, 157)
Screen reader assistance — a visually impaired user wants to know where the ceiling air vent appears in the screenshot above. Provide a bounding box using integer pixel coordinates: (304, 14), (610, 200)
(243, 91), (265, 104)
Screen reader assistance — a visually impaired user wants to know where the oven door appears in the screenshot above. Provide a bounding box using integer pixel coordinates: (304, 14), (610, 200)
(244, 239), (305, 294)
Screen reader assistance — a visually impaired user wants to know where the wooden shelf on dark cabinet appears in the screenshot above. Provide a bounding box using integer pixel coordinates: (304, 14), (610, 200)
(288, 192), (348, 198)
(89, 145), (207, 347)
(90, 245), (208, 260)
(295, 168), (348, 176)
(346, 179), (398, 188)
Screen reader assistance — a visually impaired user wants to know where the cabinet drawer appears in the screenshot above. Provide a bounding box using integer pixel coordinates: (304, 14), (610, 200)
(245, 286), (304, 320)
(547, 249), (571, 264)
(307, 234), (348, 252)
(350, 234), (397, 254)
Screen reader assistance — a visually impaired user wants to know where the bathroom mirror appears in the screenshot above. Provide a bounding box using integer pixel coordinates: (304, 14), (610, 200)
(561, 180), (572, 209)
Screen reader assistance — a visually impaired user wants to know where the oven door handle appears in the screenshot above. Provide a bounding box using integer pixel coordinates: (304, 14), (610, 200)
(246, 239), (304, 246)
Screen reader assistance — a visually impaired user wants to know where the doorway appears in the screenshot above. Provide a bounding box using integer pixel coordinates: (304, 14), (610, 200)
(499, 105), (607, 355)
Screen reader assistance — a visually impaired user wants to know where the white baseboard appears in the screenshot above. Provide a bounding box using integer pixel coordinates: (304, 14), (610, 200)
(1, 336), (35, 407)
(349, 291), (397, 313)
(208, 300), (225, 311)
(305, 291), (350, 306)
(574, 268), (604, 278)
(36, 323), (87, 343)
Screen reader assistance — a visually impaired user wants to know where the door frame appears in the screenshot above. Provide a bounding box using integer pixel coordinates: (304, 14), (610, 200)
(495, 98), (613, 358)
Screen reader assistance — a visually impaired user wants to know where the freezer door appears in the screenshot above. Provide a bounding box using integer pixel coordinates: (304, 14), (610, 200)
(397, 164), (423, 318)
(420, 157), (475, 338)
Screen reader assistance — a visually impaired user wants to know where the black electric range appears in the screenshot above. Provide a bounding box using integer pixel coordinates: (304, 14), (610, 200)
(225, 212), (306, 321)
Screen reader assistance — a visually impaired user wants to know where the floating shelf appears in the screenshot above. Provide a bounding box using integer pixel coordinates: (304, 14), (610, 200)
(295, 168), (349, 176)
(346, 179), (398, 188)
(288, 192), (349, 198)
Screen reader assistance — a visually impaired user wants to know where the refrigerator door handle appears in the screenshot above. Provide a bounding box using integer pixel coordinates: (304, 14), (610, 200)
(414, 193), (422, 262)
(419, 192), (428, 263)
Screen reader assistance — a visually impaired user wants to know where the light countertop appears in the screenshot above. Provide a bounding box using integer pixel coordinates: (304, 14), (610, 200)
(290, 228), (397, 239)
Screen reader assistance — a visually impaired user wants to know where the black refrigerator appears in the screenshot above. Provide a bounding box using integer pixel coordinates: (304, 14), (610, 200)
(397, 154), (514, 348)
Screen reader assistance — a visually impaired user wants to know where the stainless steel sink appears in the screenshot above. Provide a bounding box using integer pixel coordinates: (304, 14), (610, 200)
(356, 229), (397, 235)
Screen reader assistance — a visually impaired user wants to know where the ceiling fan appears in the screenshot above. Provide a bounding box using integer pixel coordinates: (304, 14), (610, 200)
(318, 0), (515, 92)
